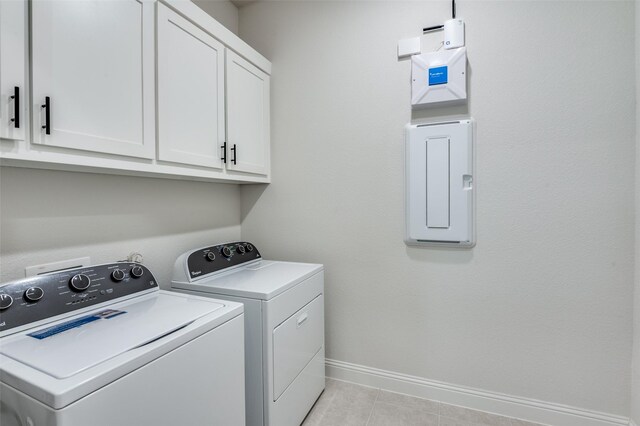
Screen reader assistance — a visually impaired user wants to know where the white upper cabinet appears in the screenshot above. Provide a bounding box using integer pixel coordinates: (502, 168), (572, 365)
(0, 0), (271, 183)
(0, 0), (27, 142)
(157, 3), (225, 170)
(226, 50), (270, 177)
(30, 0), (155, 159)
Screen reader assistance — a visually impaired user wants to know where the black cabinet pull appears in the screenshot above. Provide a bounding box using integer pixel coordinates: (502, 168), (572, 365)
(9, 86), (19, 129)
(221, 142), (227, 163)
(41, 97), (50, 135)
(231, 144), (237, 165)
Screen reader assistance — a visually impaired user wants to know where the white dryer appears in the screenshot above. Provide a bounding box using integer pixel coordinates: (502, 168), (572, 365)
(171, 242), (325, 426)
(0, 262), (245, 426)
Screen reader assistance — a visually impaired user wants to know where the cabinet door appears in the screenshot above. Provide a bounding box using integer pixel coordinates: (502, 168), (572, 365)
(0, 0), (27, 141)
(31, 0), (155, 159)
(157, 3), (225, 169)
(226, 50), (270, 176)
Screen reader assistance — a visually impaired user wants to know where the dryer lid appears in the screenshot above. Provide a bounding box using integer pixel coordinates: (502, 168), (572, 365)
(172, 260), (323, 300)
(0, 292), (224, 379)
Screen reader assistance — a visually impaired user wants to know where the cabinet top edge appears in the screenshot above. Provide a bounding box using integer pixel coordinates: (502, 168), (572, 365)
(160, 0), (272, 75)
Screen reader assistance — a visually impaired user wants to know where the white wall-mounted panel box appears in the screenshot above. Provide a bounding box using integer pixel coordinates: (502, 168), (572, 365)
(411, 47), (467, 108)
(405, 120), (474, 247)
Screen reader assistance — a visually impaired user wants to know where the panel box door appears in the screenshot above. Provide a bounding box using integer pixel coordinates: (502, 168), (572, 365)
(31, 0), (155, 159)
(405, 120), (474, 247)
(226, 50), (270, 177)
(157, 3), (225, 170)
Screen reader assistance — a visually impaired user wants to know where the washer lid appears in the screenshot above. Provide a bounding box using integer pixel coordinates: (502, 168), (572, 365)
(0, 292), (224, 379)
(172, 260), (323, 300)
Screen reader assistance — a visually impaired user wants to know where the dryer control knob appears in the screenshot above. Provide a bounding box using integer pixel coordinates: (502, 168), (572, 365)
(237, 245), (246, 254)
(24, 287), (44, 302)
(0, 293), (13, 310)
(111, 269), (126, 282)
(70, 274), (91, 291)
(130, 266), (144, 278)
(245, 243), (254, 252)
(221, 246), (232, 258)
(206, 252), (216, 261)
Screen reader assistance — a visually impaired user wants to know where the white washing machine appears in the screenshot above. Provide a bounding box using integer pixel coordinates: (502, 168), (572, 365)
(171, 242), (325, 426)
(0, 261), (245, 426)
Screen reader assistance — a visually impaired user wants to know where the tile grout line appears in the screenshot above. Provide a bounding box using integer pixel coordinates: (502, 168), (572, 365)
(364, 387), (381, 426)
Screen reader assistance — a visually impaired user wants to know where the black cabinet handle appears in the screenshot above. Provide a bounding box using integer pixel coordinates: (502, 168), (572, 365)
(231, 144), (237, 165)
(9, 86), (19, 129)
(221, 142), (227, 163)
(41, 97), (50, 135)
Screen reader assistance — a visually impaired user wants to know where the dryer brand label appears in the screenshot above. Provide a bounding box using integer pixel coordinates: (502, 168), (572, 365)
(28, 309), (127, 340)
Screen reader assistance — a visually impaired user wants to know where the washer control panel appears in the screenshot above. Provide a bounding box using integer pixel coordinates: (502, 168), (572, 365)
(0, 263), (157, 334)
(187, 241), (261, 280)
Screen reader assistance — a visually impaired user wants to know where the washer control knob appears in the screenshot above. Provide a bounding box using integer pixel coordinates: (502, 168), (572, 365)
(206, 252), (216, 261)
(0, 294), (13, 310)
(221, 246), (232, 258)
(111, 269), (126, 282)
(130, 265), (144, 278)
(237, 244), (246, 254)
(246, 243), (254, 252)
(24, 287), (44, 302)
(70, 274), (91, 291)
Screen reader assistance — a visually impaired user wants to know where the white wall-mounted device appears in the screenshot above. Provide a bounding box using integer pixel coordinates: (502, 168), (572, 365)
(444, 19), (465, 49)
(398, 37), (421, 58)
(405, 119), (474, 247)
(411, 47), (467, 108)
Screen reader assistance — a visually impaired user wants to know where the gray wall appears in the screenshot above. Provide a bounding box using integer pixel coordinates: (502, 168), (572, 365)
(0, 167), (241, 287)
(239, 0), (636, 416)
(193, 0), (239, 34)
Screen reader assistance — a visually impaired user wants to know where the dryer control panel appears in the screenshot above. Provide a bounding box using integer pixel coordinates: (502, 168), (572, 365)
(187, 241), (261, 281)
(0, 262), (157, 335)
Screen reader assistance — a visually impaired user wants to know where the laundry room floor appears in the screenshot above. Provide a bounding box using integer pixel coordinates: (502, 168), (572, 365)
(302, 379), (546, 426)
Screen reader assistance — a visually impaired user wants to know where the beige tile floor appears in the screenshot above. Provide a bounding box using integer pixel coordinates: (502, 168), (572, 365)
(302, 379), (547, 426)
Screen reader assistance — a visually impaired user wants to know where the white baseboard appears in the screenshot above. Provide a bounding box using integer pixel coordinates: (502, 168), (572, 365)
(325, 358), (630, 426)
